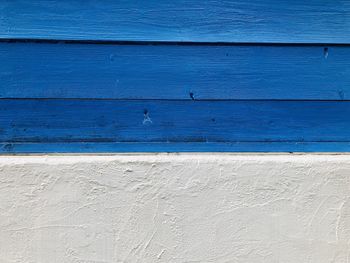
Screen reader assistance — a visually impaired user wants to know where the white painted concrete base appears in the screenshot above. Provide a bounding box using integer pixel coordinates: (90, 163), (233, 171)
(0, 154), (349, 263)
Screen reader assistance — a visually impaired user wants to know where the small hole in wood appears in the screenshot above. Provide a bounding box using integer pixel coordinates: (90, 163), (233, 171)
(324, 47), (329, 58)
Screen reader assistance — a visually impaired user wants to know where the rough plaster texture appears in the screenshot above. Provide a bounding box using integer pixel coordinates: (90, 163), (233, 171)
(0, 154), (349, 263)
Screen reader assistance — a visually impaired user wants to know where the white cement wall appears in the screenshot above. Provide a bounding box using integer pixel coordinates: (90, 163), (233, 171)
(0, 154), (349, 263)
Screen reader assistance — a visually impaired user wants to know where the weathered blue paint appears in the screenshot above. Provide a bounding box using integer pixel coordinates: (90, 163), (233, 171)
(1, 100), (350, 151)
(2, 142), (350, 153)
(2, 1), (350, 152)
(2, 42), (349, 100)
(2, 0), (350, 43)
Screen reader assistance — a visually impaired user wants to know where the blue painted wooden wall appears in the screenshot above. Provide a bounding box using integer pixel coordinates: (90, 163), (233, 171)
(1, 1), (350, 152)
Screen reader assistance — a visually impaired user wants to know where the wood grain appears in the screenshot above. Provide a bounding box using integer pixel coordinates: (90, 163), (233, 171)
(1, 100), (349, 150)
(1, 0), (350, 43)
(2, 42), (349, 100)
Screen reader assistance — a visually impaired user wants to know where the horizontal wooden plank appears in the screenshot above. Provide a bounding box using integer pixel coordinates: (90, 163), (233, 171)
(1, 0), (350, 43)
(2, 142), (350, 153)
(1, 100), (350, 149)
(2, 42), (350, 100)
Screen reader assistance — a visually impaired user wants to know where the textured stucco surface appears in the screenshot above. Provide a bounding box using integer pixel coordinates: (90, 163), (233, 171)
(0, 154), (349, 263)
